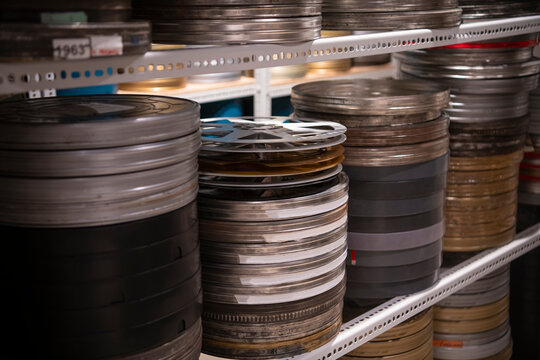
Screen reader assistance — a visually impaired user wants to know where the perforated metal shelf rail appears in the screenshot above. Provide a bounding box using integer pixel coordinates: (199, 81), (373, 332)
(200, 222), (540, 360)
(1, 15), (540, 94)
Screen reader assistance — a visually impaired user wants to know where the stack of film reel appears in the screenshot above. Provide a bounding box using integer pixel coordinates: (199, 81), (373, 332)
(132, 0), (322, 44)
(396, 33), (540, 252)
(308, 31), (352, 75)
(341, 306), (434, 360)
(291, 79), (450, 306)
(197, 117), (348, 359)
(458, 0), (540, 21)
(434, 253), (513, 360)
(0, 95), (202, 359)
(0, 0), (150, 61)
(322, 0), (461, 30)
(529, 86), (540, 151)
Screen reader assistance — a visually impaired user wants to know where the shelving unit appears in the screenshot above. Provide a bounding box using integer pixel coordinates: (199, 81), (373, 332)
(2, 15), (540, 95)
(1, 13), (539, 360)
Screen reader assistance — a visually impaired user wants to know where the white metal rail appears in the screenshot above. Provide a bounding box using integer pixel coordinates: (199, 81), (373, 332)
(1, 16), (540, 94)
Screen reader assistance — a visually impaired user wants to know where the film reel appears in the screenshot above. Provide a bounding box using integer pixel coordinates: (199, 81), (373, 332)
(198, 115), (348, 357)
(0, 22), (151, 61)
(201, 116), (346, 152)
(202, 282), (344, 359)
(0, 95), (200, 150)
(323, 8), (461, 31)
(292, 79), (450, 117)
(133, 1), (322, 44)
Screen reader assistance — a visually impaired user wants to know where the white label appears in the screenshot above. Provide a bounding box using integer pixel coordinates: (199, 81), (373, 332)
(82, 102), (135, 115)
(91, 35), (123, 57)
(52, 38), (91, 60)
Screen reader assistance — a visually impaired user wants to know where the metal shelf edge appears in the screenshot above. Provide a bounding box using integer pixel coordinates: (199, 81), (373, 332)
(1, 15), (540, 94)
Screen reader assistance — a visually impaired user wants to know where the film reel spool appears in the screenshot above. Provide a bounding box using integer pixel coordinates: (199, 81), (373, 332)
(446, 173), (519, 197)
(434, 295), (510, 334)
(203, 224), (346, 266)
(291, 79), (450, 117)
(444, 227), (516, 252)
(343, 137), (449, 167)
(0, 130), (201, 177)
(347, 322), (433, 357)
(346, 272), (439, 301)
(347, 254), (441, 284)
(0, 22), (151, 61)
(114, 317), (202, 360)
(202, 258), (346, 305)
(348, 221), (445, 252)
(348, 190), (445, 217)
(323, 0), (458, 12)
(449, 151), (524, 171)
(343, 113), (449, 147)
(438, 263), (510, 307)
(348, 173), (447, 201)
(198, 172), (348, 222)
(0, 8), (133, 23)
(446, 202), (517, 226)
(134, 1), (322, 44)
(394, 47), (534, 66)
(2, 200), (203, 359)
(202, 281), (344, 359)
(0, 96), (201, 228)
(347, 239), (443, 267)
(399, 58), (540, 80)
(199, 145), (345, 177)
(446, 93), (530, 123)
(434, 319), (509, 348)
(448, 115), (529, 155)
(434, 327), (511, 360)
(199, 164), (342, 188)
(437, 282), (510, 308)
(200, 116), (346, 153)
(0, 159), (199, 227)
(0, 95), (201, 150)
(136, 5), (322, 19)
(322, 8), (462, 30)
(294, 108), (442, 127)
(445, 215), (516, 237)
(344, 153), (449, 182)
(400, 71), (540, 95)
(459, 0), (537, 20)
(341, 336), (433, 359)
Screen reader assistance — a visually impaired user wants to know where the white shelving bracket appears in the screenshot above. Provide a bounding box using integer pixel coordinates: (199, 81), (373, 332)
(254, 68), (272, 117)
(1, 15), (540, 94)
